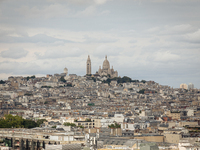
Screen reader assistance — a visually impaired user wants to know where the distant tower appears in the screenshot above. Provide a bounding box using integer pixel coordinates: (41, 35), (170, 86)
(180, 83), (188, 90)
(64, 67), (68, 75)
(86, 55), (91, 75)
(188, 83), (194, 90)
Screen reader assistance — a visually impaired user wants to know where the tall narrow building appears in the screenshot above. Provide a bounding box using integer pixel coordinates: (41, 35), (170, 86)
(188, 83), (194, 90)
(86, 55), (91, 75)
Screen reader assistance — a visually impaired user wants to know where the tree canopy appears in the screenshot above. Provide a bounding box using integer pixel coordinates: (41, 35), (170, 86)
(103, 76), (139, 84)
(26, 75), (36, 81)
(0, 80), (5, 84)
(108, 123), (121, 128)
(0, 114), (47, 129)
(138, 89), (145, 94)
(63, 122), (76, 127)
(60, 76), (66, 83)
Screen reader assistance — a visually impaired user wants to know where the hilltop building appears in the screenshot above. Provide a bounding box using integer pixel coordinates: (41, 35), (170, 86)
(98, 55), (118, 78)
(86, 55), (91, 75)
(188, 83), (194, 90)
(86, 55), (118, 78)
(64, 67), (70, 80)
(180, 83), (187, 90)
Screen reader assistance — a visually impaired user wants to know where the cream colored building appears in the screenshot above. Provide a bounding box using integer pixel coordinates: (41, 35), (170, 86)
(165, 133), (182, 144)
(180, 83), (188, 89)
(98, 56), (118, 78)
(75, 119), (101, 128)
(86, 55), (91, 75)
(166, 111), (181, 120)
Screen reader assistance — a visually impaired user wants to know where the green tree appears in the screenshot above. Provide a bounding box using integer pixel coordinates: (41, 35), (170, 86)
(31, 75), (35, 79)
(60, 76), (66, 83)
(0, 80), (5, 84)
(41, 86), (52, 88)
(138, 89), (145, 94)
(0, 114), (24, 128)
(67, 83), (72, 87)
(141, 80), (146, 83)
(92, 77), (96, 82)
(85, 118), (91, 122)
(63, 122), (76, 127)
(108, 123), (121, 128)
(0, 114), (40, 129)
(52, 99), (56, 102)
(78, 125), (84, 128)
(23, 119), (38, 128)
(24, 93), (33, 96)
(36, 119), (47, 126)
(26, 76), (30, 81)
(52, 125), (56, 128)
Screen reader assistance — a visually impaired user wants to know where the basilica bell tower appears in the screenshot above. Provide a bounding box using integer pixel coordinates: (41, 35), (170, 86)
(86, 55), (91, 75)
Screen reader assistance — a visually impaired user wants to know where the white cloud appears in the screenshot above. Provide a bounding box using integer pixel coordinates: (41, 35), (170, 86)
(0, 33), (74, 43)
(35, 47), (86, 59)
(154, 51), (180, 62)
(83, 35), (118, 43)
(75, 5), (96, 17)
(99, 10), (110, 15)
(160, 24), (197, 35)
(1, 48), (28, 59)
(93, 45), (122, 58)
(183, 29), (200, 43)
(146, 24), (196, 35)
(94, 0), (108, 5)
(18, 4), (70, 19)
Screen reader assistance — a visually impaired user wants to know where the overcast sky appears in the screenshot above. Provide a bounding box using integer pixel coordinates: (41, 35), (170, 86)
(0, 0), (200, 88)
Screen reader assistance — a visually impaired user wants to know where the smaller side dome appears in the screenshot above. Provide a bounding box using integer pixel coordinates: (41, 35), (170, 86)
(64, 67), (68, 75)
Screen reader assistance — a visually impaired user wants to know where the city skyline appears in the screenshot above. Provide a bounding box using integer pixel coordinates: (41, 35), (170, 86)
(0, 0), (200, 88)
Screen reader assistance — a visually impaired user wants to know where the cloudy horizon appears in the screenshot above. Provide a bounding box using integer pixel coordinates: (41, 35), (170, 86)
(0, 0), (200, 88)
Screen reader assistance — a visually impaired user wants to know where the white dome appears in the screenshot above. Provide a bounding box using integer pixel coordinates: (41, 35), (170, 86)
(102, 55), (110, 70)
(64, 67), (68, 74)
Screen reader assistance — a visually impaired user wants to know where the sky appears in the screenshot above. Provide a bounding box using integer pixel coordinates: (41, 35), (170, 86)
(0, 0), (200, 88)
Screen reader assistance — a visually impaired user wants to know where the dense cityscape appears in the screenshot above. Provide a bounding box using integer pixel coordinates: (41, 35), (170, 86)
(0, 56), (199, 150)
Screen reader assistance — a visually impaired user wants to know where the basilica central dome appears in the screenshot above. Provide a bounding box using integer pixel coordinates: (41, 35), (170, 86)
(64, 67), (68, 75)
(102, 55), (110, 70)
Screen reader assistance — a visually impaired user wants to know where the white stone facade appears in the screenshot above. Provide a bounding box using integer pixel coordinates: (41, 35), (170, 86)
(98, 56), (118, 78)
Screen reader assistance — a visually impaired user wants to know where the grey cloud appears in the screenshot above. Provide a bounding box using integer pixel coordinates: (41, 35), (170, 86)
(92, 45), (123, 58)
(182, 29), (200, 44)
(149, 38), (160, 43)
(74, 5), (97, 17)
(35, 48), (86, 59)
(1, 48), (28, 59)
(0, 34), (74, 43)
(129, 39), (137, 43)
(146, 24), (197, 35)
(0, 57), (86, 76)
(17, 4), (70, 19)
(83, 36), (118, 43)
(167, 29), (200, 44)
(0, 61), (53, 75)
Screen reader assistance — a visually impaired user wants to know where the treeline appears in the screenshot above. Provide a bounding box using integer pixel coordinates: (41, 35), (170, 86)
(0, 114), (46, 128)
(108, 123), (121, 128)
(63, 122), (84, 128)
(0, 80), (5, 84)
(26, 75), (35, 81)
(103, 76), (140, 84)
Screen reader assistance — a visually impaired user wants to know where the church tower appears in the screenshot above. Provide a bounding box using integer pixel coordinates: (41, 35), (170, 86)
(86, 55), (91, 75)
